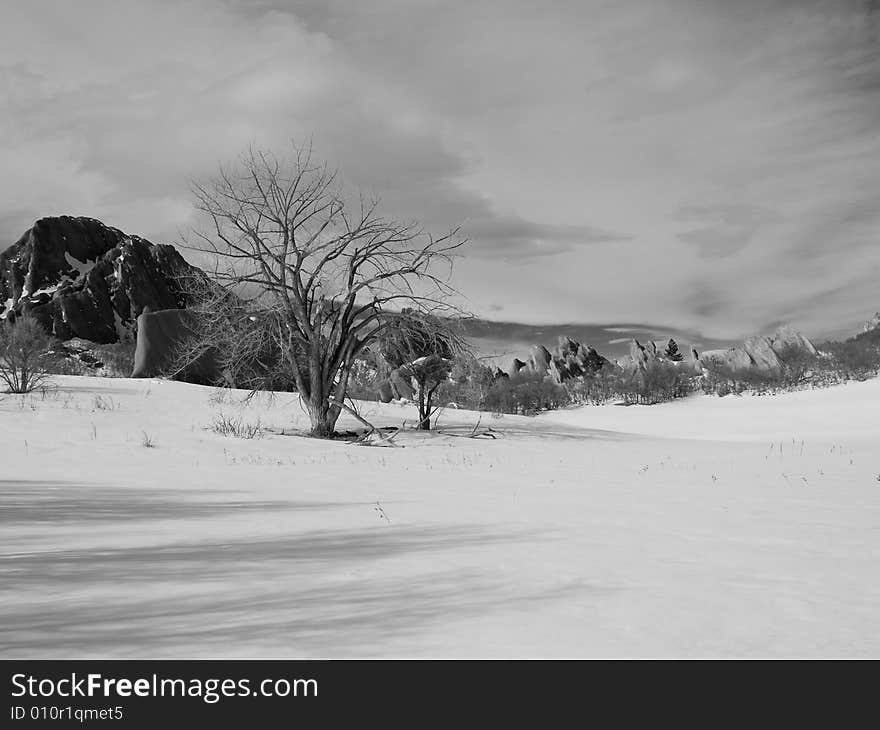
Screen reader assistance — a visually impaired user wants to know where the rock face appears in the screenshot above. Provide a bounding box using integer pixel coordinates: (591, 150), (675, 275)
(132, 308), (219, 382)
(500, 335), (614, 384)
(374, 365), (432, 403)
(612, 338), (701, 377)
(699, 346), (754, 372)
(1, 216), (208, 343)
(699, 326), (817, 375)
(501, 357), (528, 377)
(528, 345), (552, 375)
(626, 339), (652, 372)
(548, 336), (610, 380)
(770, 325), (818, 357)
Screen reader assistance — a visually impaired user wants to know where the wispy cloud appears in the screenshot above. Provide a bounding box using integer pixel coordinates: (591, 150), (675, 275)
(676, 203), (782, 259)
(1, 0), (879, 340)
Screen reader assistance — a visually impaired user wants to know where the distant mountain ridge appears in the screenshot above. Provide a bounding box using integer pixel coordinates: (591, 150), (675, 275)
(488, 325), (821, 385)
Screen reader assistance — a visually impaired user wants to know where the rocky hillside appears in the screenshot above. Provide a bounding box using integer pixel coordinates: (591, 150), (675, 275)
(498, 336), (614, 382)
(0, 216), (209, 343)
(498, 324), (819, 386)
(697, 326), (817, 375)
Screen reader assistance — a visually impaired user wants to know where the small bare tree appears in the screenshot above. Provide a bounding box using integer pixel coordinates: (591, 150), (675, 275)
(0, 314), (52, 393)
(186, 144), (467, 438)
(376, 310), (470, 430)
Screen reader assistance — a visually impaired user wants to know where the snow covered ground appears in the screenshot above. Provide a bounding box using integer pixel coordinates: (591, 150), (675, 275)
(1, 375), (878, 657)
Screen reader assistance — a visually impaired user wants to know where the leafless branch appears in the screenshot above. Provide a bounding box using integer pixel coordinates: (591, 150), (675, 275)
(178, 142), (470, 437)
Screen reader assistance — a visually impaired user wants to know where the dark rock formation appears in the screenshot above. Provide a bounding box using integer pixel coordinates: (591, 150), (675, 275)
(552, 336), (599, 379)
(1, 216), (126, 306)
(1, 216), (208, 344)
(132, 308), (220, 383)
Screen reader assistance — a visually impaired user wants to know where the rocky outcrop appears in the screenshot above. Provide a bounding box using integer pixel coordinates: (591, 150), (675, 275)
(1, 216), (126, 307)
(501, 357), (528, 377)
(626, 339), (652, 372)
(132, 308), (219, 382)
(500, 335), (614, 384)
(613, 338), (703, 378)
(770, 325), (818, 357)
(699, 326), (817, 375)
(699, 346), (755, 372)
(374, 365), (433, 403)
(550, 336), (609, 380)
(1, 216), (209, 344)
(528, 345), (552, 375)
(496, 324), (815, 389)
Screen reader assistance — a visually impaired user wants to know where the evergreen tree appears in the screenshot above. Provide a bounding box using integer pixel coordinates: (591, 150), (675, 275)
(664, 338), (683, 362)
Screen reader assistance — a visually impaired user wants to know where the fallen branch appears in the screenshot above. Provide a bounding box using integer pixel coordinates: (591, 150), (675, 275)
(330, 397), (402, 447)
(437, 416), (498, 440)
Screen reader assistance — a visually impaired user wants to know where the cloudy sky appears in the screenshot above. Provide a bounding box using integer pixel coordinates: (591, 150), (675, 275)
(2, 0), (879, 344)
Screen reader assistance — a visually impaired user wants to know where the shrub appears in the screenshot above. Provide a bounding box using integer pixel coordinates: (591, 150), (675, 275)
(817, 328), (880, 381)
(90, 340), (138, 377)
(564, 369), (622, 405)
(41, 353), (90, 377)
(0, 315), (52, 393)
(622, 363), (692, 404)
(92, 394), (117, 411)
(482, 371), (568, 415)
(39, 338), (137, 378)
(435, 355), (496, 410)
(700, 348), (821, 397)
(210, 413), (263, 439)
(345, 352), (384, 401)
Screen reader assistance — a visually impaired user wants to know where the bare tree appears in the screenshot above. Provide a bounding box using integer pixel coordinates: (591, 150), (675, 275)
(186, 144), (467, 437)
(163, 276), (287, 390)
(376, 310), (470, 430)
(0, 314), (52, 393)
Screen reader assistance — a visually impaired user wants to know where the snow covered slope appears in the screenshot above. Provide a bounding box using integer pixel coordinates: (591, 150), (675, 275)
(1, 376), (878, 657)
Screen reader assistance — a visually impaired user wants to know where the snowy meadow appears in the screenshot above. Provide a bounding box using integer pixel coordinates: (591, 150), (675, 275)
(2, 375), (878, 658)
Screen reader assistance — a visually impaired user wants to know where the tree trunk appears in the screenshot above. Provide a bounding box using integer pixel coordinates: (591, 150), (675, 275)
(417, 384), (431, 430)
(305, 390), (339, 438)
(417, 408), (431, 430)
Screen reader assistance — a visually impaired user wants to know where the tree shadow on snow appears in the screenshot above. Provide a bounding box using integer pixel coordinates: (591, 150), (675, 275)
(0, 480), (368, 526)
(0, 523), (605, 657)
